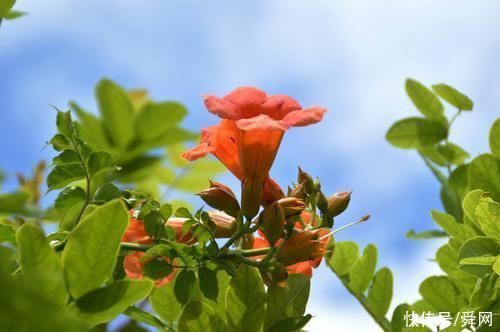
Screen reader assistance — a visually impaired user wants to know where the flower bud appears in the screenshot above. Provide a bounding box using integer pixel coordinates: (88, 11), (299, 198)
(269, 262), (288, 283)
(262, 177), (285, 205)
(239, 233), (255, 250)
(327, 191), (352, 218)
(275, 229), (328, 266)
(197, 181), (240, 217)
(260, 201), (285, 246)
(317, 191), (328, 214)
(297, 167), (314, 194)
(208, 211), (237, 238)
(288, 180), (306, 199)
(241, 177), (263, 219)
(277, 197), (306, 218)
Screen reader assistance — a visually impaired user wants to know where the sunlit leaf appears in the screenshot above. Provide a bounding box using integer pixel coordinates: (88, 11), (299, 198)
(328, 241), (359, 276)
(133, 102), (187, 142)
(150, 281), (183, 323)
(419, 276), (465, 313)
(367, 267), (393, 318)
(386, 117), (447, 149)
(47, 164), (85, 190)
(490, 118), (500, 158)
(431, 83), (473, 111)
(458, 236), (499, 277)
(348, 244), (377, 294)
(405, 79), (444, 119)
(468, 153), (500, 201)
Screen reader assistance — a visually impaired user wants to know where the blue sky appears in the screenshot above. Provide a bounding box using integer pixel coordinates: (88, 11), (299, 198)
(1, 1), (499, 330)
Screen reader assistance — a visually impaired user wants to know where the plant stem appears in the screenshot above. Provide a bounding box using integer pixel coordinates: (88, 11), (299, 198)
(336, 275), (392, 332)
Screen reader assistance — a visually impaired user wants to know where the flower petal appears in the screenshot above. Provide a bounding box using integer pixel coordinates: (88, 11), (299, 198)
(204, 94), (239, 119)
(263, 94), (301, 119)
(181, 142), (213, 161)
(236, 114), (287, 132)
(282, 107), (327, 128)
(287, 261), (313, 278)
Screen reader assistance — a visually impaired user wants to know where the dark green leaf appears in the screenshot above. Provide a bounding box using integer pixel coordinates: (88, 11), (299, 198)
(366, 267), (393, 318)
(265, 274), (310, 330)
(348, 244), (377, 294)
(150, 281), (183, 322)
(96, 79), (134, 150)
(0, 0), (16, 16)
(67, 279), (153, 327)
(62, 199), (129, 299)
(142, 258), (173, 280)
(94, 183), (121, 203)
(198, 266), (219, 301)
(160, 204), (173, 220)
(327, 241), (359, 276)
(469, 154), (500, 201)
(267, 314), (312, 332)
(55, 187), (87, 231)
(431, 83), (473, 110)
(144, 210), (164, 238)
(16, 224), (67, 306)
(174, 270), (198, 306)
(386, 117), (447, 149)
(133, 102), (187, 141)
(49, 134), (72, 151)
(406, 79), (444, 118)
(226, 265), (266, 331)
(47, 164), (85, 190)
(88, 151), (116, 177)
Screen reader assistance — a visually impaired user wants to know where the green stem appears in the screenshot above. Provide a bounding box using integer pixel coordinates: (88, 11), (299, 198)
(336, 275), (392, 332)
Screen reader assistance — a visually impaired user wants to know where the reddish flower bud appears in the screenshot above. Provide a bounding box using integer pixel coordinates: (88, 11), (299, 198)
(241, 177), (263, 219)
(277, 197), (306, 218)
(317, 191), (328, 214)
(239, 233), (255, 250)
(297, 167), (314, 194)
(262, 177), (285, 205)
(327, 191), (352, 218)
(260, 201), (285, 246)
(197, 181), (240, 217)
(275, 228), (329, 266)
(208, 211), (237, 238)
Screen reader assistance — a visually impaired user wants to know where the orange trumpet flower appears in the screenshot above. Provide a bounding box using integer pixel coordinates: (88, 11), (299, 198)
(182, 87), (326, 217)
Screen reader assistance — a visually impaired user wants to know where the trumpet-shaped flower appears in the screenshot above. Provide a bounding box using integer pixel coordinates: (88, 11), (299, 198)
(182, 87), (326, 215)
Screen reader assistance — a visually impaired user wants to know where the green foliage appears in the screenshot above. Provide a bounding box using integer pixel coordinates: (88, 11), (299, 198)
(386, 117), (448, 149)
(431, 83), (473, 111)
(62, 199), (129, 298)
(0, 0), (24, 20)
(226, 265), (267, 331)
(405, 78), (444, 119)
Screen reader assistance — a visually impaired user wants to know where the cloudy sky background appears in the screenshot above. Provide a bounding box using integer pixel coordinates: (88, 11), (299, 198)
(1, 1), (499, 330)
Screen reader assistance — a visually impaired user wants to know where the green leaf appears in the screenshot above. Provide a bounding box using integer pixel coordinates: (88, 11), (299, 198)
(142, 258), (173, 280)
(494, 256), (500, 275)
(94, 183), (121, 203)
(348, 244), (377, 294)
(366, 267), (393, 318)
(160, 203), (173, 220)
(265, 274), (310, 330)
(406, 229), (447, 240)
(406, 79), (444, 118)
(49, 133), (72, 151)
(124, 306), (166, 329)
(0, 0), (16, 16)
(133, 101), (187, 141)
(469, 154), (500, 201)
(96, 79), (134, 150)
(2, 9), (25, 19)
(391, 303), (411, 332)
(490, 118), (500, 158)
(198, 266), (219, 301)
(386, 117), (447, 149)
(458, 236), (499, 277)
(67, 279), (153, 327)
(436, 142), (469, 165)
(430, 210), (475, 244)
(267, 314), (312, 332)
(0, 224), (16, 243)
(0, 191), (29, 213)
(418, 145), (447, 166)
(475, 198), (500, 238)
(174, 270), (199, 306)
(56, 110), (74, 137)
(144, 210), (164, 238)
(419, 276), (465, 313)
(53, 149), (80, 165)
(226, 265), (266, 332)
(327, 241), (359, 276)
(70, 101), (111, 150)
(55, 187), (87, 231)
(459, 256), (496, 265)
(150, 281), (183, 322)
(463, 189), (483, 226)
(448, 164), (469, 200)
(88, 151), (116, 177)
(62, 199), (129, 299)
(178, 301), (226, 332)
(47, 164), (85, 190)
(431, 83), (473, 111)
(172, 159), (226, 192)
(16, 224), (67, 306)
